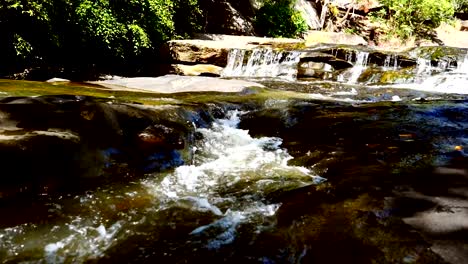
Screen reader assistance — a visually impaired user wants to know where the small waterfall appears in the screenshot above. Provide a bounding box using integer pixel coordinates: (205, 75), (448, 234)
(416, 58), (432, 75)
(222, 48), (301, 80)
(416, 57), (457, 75)
(383, 54), (399, 70)
(402, 52), (468, 94)
(337, 51), (369, 83)
(457, 53), (468, 73)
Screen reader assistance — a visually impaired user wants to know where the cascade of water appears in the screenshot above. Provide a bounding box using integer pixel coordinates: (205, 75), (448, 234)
(222, 49), (247, 77)
(222, 48), (301, 80)
(416, 58), (432, 75)
(416, 57), (457, 76)
(0, 110), (324, 262)
(398, 52), (468, 94)
(345, 50), (354, 63)
(457, 53), (468, 73)
(383, 54), (399, 70)
(337, 51), (369, 84)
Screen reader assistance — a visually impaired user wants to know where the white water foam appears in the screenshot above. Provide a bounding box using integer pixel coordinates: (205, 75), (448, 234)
(144, 110), (324, 247)
(147, 110), (322, 201)
(0, 213), (123, 263)
(0, 111), (326, 261)
(337, 51), (369, 84)
(383, 54), (399, 70)
(44, 220), (122, 263)
(222, 49), (301, 80)
(388, 52), (468, 94)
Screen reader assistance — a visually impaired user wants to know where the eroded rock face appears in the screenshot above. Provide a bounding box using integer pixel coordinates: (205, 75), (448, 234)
(171, 64), (224, 77)
(0, 95), (217, 199)
(199, 0), (256, 36)
(162, 36), (303, 67)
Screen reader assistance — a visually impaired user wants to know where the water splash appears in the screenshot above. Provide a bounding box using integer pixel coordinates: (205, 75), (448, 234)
(337, 51), (369, 83)
(456, 53), (468, 73)
(144, 110), (323, 247)
(222, 48), (301, 80)
(392, 52), (468, 94)
(414, 58), (433, 77)
(383, 54), (399, 70)
(0, 204), (124, 263)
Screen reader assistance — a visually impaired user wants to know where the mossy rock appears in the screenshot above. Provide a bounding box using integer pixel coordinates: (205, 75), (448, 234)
(408, 46), (468, 67)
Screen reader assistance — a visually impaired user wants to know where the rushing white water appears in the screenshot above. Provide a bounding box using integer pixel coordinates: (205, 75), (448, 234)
(391, 52), (468, 94)
(456, 53), (468, 73)
(143, 110), (323, 247)
(222, 48), (301, 80)
(383, 54), (399, 70)
(416, 58), (433, 75)
(0, 197), (125, 263)
(0, 110), (324, 262)
(337, 51), (369, 84)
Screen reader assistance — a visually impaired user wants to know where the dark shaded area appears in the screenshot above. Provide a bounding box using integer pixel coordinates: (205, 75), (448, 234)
(2, 94), (468, 262)
(0, 95), (224, 212)
(237, 99), (468, 263)
(91, 99), (468, 263)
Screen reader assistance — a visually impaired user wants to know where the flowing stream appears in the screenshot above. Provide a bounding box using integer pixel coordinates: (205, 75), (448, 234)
(1, 45), (468, 263)
(0, 109), (323, 263)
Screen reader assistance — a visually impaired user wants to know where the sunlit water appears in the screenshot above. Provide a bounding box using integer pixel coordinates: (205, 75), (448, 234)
(2, 46), (468, 263)
(0, 111), (323, 263)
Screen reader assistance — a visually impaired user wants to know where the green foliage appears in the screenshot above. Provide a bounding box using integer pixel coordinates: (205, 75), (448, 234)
(0, 0), (205, 74)
(172, 0), (204, 38)
(254, 0), (308, 38)
(370, 0), (454, 40)
(453, 0), (468, 12)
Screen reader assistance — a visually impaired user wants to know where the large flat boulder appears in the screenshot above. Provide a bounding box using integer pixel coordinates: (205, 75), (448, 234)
(0, 95), (218, 200)
(153, 64), (224, 77)
(92, 75), (264, 93)
(305, 31), (367, 46)
(162, 35), (303, 66)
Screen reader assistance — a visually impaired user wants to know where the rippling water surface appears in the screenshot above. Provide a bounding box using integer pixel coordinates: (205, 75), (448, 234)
(1, 47), (468, 263)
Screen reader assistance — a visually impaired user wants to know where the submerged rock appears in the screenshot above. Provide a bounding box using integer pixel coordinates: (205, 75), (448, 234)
(0, 95), (218, 199)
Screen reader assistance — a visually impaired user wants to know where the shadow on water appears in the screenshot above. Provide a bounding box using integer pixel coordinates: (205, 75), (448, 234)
(237, 98), (468, 263)
(1, 91), (468, 262)
(91, 99), (468, 263)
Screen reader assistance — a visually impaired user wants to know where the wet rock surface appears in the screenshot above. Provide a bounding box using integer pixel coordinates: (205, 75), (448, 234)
(0, 44), (468, 263)
(239, 99), (468, 263)
(0, 95), (220, 201)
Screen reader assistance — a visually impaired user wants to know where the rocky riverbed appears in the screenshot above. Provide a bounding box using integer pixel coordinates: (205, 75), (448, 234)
(0, 39), (468, 263)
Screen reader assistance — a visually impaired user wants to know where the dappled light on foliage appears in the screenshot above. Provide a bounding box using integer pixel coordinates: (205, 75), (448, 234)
(255, 0), (308, 38)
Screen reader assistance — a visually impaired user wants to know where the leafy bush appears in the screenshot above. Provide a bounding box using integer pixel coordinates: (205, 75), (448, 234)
(453, 0), (468, 13)
(0, 0), (204, 75)
(371, 0), (454, 40)
(254, 0), (308, 38)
